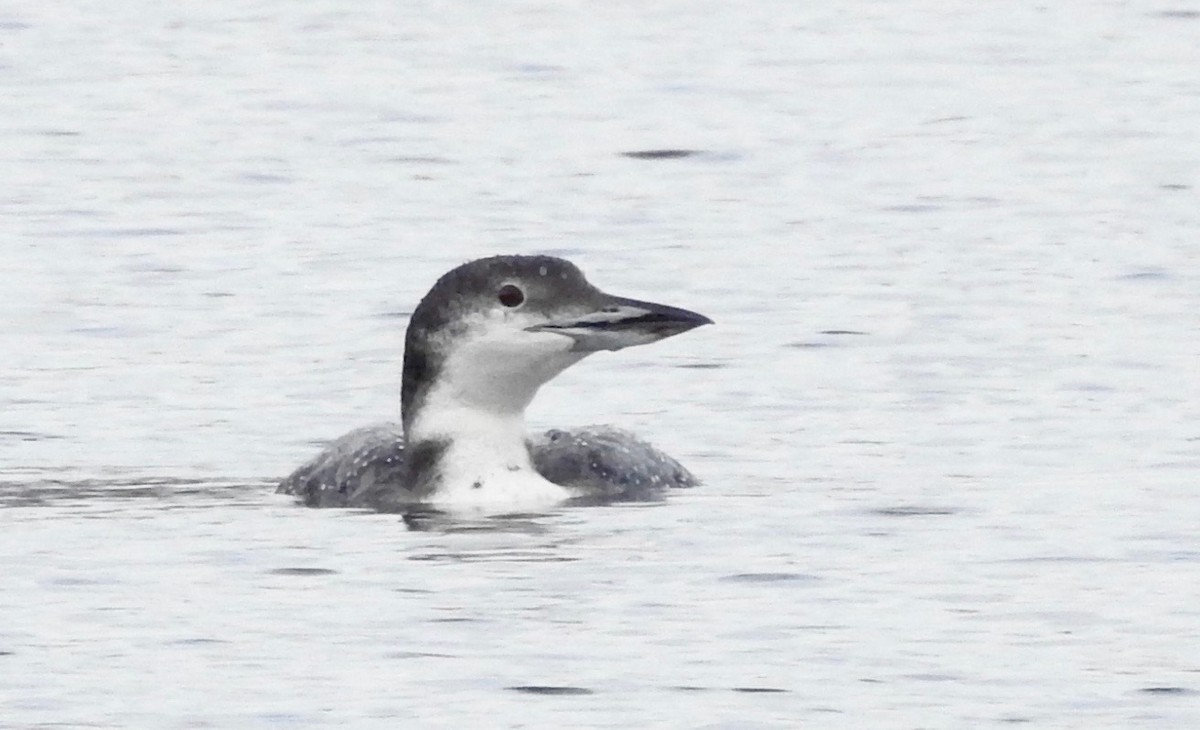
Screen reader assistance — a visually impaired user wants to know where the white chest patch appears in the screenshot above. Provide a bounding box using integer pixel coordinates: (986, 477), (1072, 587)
(427, 463), (570, 510)
(409, 396), (570, 511)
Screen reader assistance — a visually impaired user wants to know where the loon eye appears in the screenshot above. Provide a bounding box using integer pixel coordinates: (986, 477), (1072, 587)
(497, 284), (525, 308)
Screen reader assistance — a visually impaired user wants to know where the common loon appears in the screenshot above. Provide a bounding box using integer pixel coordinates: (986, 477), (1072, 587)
(277, 255), (711, 511)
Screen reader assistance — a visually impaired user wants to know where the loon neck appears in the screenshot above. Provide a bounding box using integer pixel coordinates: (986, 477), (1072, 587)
(404, 393), (567, 507)
(398, 322), (588, 507)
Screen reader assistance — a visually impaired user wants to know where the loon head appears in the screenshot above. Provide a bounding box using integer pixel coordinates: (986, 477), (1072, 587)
(401, 255), (710, 431)
(399, 254), (710, 503)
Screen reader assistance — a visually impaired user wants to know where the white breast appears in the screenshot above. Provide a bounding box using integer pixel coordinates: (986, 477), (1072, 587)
(410, 395), (571, 511)
(426, 464), (570, 510)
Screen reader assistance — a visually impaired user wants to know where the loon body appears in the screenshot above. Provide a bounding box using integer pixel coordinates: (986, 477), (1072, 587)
(278, 255), (711, 511)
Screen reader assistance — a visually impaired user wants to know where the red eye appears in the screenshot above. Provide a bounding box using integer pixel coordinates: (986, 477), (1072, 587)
(498, 284), (524, 308)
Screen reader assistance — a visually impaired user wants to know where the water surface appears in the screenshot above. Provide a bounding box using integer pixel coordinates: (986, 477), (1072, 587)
(2, 1), (1199, 727)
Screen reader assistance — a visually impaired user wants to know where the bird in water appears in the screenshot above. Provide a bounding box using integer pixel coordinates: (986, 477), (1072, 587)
(278, 255), (711, 512)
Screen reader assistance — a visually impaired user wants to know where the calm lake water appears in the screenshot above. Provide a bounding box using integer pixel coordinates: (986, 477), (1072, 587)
(3, 1), (1199, 727)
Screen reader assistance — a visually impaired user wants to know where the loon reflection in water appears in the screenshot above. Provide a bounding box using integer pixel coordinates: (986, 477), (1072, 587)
(278, 255), (711, 511)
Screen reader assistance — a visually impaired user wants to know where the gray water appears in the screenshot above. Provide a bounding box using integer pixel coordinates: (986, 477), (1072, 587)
(3, 1), (1200, 727)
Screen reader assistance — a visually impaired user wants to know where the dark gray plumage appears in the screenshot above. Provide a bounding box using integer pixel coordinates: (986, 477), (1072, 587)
(279, 426), (407, 508)
(530, 426), (699, 503)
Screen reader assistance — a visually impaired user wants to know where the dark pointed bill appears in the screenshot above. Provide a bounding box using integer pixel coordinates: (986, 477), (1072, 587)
(528, 295), (713, 352)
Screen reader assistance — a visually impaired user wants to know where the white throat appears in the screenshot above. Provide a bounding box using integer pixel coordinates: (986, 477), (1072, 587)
(405, 326), (588, 509)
